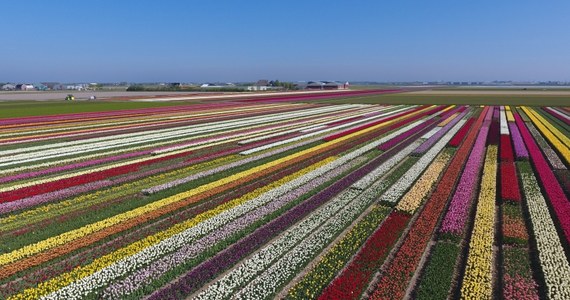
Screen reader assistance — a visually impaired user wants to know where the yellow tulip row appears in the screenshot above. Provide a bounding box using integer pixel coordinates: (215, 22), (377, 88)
(505, 106), (515, 122)
(522, 106), (570, 165)
(438, 113), (458, 127)
(9, 157), (335, 300)
(460, 145), (497, 300)
(396, 150), (452, 214)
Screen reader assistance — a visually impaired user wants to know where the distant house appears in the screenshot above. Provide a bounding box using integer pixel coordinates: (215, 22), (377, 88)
(1, 83), (16, 91)
(247, 79), (270, 91)
(17, 84), (35, 91)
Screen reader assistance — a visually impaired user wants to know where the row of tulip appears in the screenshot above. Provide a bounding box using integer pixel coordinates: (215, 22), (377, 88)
(447, 117), (475, 147)
(459, 145), (498, 300)
(439, 107), (492, 235)
(395, 149), (453, 214)
(519, 162), (570, 299)
(522, 106), (570, 165)
(411, 108), (468, 155)
(526, 121), (567, 169)
(3, 104), (570, 299)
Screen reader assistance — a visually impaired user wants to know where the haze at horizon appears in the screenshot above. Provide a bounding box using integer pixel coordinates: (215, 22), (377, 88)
(1, 0), (569, 83)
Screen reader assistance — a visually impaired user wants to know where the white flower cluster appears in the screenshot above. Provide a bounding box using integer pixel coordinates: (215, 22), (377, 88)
(520, 170), (570, 299)
(194, 188), (362, 300)
(379, 119), (466, 203)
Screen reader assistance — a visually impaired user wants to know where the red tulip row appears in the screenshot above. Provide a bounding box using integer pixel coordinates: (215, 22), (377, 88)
(0, 150), (193, 203)
(448, 118), (475, 147)
(317, 211), (410, 300)
(500, 162), (521, 202)
(500, 135), (515, 162)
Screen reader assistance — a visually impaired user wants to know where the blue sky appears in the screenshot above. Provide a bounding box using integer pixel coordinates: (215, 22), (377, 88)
(1, 0), (569, 83)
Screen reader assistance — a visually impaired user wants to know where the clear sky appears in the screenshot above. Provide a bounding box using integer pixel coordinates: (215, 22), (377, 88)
(1, 0), (569, 83)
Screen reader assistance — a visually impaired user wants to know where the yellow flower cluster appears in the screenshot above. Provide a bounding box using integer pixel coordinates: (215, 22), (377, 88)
(460, 145), (497, 300)
(522, 106), (570, 164)
(396, 150), (452, 214)
(10, 157), (336, 300)
(505, 106), (515, 122)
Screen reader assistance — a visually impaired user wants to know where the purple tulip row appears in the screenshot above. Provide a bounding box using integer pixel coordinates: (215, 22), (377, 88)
(412, 110), (468, 155)
(508, 123), (529, 160)
(439, 108), (493, 235)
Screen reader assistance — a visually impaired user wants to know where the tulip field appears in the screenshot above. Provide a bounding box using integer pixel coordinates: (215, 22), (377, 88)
(1, 100), (570, 299)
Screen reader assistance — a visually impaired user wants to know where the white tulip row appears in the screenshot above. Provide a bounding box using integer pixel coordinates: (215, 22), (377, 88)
(194, 188), (363, 300)
(379, 118), (466, 203)
(41, 127), (392, 299)
(520, 169), (570, 299)
(239, 106), (414, 155)
(500, 106), (510, 135)
(526, 123), (567, 170)
(421, 127), (440, 139)
(1, 104), (356, 166)
(235, 168), (390, 299)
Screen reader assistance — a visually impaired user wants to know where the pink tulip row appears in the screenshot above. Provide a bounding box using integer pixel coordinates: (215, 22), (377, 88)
(439, 107), (493, 235)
